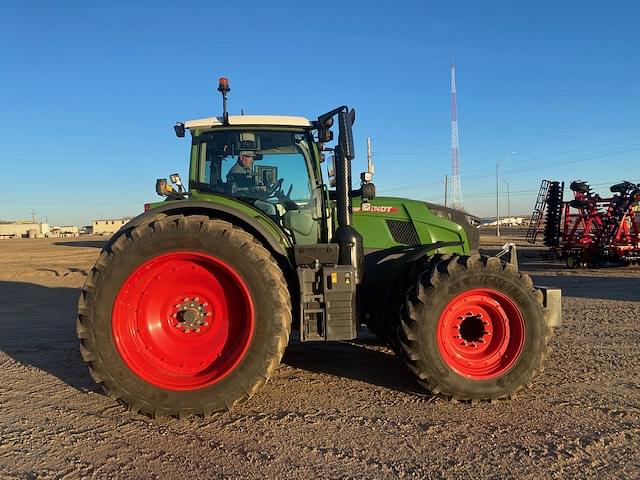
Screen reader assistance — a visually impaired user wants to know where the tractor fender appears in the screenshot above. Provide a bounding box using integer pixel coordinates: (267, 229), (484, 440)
(117, 200), (291, 259)
(362, 242), (464, 338)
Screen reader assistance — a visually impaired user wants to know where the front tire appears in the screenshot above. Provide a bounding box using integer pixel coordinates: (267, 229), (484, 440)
(77, 215), (291, 417)
(398, 254), (551, 401)
(565, 252), (580, 269)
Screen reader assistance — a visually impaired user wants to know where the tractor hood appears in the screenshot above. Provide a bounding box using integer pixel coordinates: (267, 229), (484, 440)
(352, 196), (478, 253)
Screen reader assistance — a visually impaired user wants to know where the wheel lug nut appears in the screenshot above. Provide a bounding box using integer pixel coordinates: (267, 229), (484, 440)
(203, 321), (209, 327)
(183, 297), (189, 302)
(203, 303), (208, 307)
(194, 297), (199, 301)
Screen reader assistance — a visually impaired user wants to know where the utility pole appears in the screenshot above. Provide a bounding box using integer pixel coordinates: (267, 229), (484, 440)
(502, 177), (510, 225)
(31, 209), (37, 223)
(444, 174), (448, 208)
(496, 161), (500, 236)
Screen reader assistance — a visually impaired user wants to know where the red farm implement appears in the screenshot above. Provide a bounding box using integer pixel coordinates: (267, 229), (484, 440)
(526, 179), (640, 268)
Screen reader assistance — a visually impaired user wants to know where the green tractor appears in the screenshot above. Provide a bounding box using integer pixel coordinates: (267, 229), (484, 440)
(77, 78), (561, 417)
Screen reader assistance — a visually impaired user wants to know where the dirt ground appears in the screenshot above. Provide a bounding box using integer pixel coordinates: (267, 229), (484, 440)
(1, 233), (639, 479)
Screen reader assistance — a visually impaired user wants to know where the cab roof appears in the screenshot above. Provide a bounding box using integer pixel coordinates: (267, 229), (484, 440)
(184, 115), (313, 129)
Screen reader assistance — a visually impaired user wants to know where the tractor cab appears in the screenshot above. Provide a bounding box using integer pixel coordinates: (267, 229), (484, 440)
(161, 78), (373, 249)
(182, 118), (325, 245)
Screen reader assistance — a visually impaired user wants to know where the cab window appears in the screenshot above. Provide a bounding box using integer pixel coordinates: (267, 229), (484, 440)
(193, 130), (321, 244)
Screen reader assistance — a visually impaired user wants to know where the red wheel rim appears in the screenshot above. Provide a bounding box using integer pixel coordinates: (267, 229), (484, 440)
(112, 252), (254, 390)
(437, 288), (525, 380)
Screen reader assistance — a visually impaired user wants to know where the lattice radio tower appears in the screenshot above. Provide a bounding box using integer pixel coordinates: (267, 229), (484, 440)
(450, 63), (463, 210)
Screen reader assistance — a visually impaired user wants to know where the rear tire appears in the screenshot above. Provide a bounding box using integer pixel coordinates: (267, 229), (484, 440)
(565, 252), (580, 269)
(77, 214), (291, 417)
(397, 254), (551, 401)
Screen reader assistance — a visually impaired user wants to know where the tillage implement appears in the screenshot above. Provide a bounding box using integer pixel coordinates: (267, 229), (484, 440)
(527, 179), (640, 268)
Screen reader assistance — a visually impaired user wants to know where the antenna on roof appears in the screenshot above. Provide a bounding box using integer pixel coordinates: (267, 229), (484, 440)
(217, 77), (231, 125)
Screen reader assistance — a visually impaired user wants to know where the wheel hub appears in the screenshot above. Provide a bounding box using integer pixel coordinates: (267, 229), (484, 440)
(171, 296), (211, 333)
(437, 288), (525, 380)
(457, 313), (488, 346)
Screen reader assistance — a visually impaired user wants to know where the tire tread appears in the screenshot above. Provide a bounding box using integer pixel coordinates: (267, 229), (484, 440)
(77, 214), (291, 418)
(397, 254), (552, 402)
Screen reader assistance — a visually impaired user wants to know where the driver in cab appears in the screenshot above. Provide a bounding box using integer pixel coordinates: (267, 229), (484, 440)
(226, 150), (275, 215)
(227, 151), (263, 193)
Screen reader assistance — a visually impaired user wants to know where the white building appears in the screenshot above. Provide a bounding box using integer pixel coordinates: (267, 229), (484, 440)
(0, 222), (49, 238)
(93, 219), (128, 235)
(483, 217), (525, 227)
(49, 225), (80, 237)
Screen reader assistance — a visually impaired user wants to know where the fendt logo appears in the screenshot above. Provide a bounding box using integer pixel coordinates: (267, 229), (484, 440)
(355, 204), (399, 213)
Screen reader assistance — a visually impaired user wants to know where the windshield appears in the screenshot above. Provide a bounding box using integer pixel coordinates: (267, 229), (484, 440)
(194, 130), (313, 201)
(192, 129), (322, 243)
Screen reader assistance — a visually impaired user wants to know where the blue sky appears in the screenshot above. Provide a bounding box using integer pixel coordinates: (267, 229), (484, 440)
(1, 1), (638, 225)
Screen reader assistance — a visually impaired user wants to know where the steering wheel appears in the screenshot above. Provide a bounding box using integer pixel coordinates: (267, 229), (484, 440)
(262, 178), (297, 210)
(276, 183), (299, 211)
(264, 178), (283, 198)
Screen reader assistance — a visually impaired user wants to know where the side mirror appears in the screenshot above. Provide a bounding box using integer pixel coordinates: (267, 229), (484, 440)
(174, 122), (185, 138)
(169, 173), (185, 193)
(338, 109), (355, 160)
(169, 173), (182, 187)
(156, 178), (172, 197)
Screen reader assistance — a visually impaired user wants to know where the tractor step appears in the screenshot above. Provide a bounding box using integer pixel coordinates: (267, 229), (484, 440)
(298, 264), (357, 342)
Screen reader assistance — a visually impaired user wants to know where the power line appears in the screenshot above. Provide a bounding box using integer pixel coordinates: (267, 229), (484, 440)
(373, 139), (640, 194)
(379, 143), (640, 193)
(436, 178), (640, 199)
(374, 134), (640, 158)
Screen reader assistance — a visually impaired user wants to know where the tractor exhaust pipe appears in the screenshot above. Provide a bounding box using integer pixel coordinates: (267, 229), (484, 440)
(333, 108), (364, 282)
